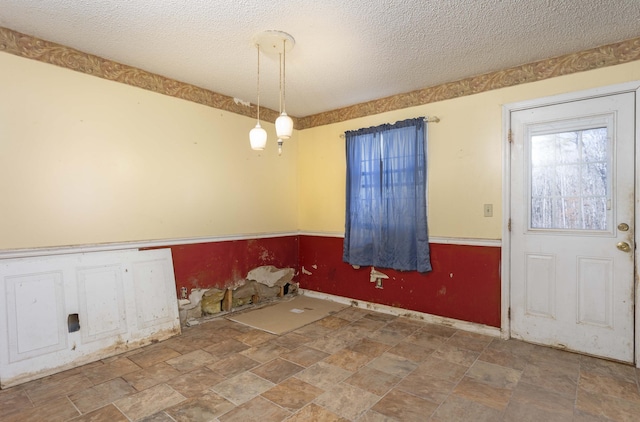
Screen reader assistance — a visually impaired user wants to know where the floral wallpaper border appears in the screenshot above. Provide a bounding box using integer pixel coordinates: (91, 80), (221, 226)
(0, 27), (282, 125)
(2, 26), (639, 130)
(300, 36), (640, 129)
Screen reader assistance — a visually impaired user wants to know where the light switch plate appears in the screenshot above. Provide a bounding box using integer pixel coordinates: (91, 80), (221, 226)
(484, 204), (493, 217)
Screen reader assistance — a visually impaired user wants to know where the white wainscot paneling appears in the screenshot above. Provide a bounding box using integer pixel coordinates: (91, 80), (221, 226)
(77, 264), (127, 343)
(5, 271), (67, 362)
(133, 259), (177, 331)
(0, 249), (180, 388)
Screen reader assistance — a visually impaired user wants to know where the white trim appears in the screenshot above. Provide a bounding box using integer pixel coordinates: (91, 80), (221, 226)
(428, 237), (501, 247)
(300, 232), (502, 247)
(635, 84), (640, 368)
(503, 81), (640, 364)
(501, 100), (512, 340)
(1, 231), (502, 260)
(298, 231), (345, 238)
(300, 288), (502, 338)
(0, 232), (299, 260)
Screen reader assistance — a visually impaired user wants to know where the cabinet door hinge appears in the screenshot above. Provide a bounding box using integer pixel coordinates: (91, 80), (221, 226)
(508, 129), (513, 143)
(508, 219), (512, 231)
(508, 307), (511, 319)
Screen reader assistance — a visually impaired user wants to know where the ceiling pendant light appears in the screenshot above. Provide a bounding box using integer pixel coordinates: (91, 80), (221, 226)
(250, 31), (295, 153)
(249, 44), (267, 150)
(275, 38), (294, 141)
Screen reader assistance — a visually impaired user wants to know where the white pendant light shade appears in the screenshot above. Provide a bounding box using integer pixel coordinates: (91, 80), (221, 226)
(250, 31), (295, 152)
(249, 42), (268, 151)
(275, 112), (294, 139)
(249, 123), (267, 150)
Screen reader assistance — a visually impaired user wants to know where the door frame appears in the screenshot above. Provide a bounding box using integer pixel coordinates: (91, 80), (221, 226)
(501, 81), (640, 366)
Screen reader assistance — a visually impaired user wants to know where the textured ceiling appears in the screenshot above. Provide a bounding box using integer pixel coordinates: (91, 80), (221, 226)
(1, 1), (640, 118)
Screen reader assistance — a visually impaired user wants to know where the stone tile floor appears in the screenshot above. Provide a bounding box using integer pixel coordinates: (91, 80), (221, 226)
(1, 303), (640, 421)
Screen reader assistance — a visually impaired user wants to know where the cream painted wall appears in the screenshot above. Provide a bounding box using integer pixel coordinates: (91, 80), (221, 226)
(0, 53), (298, 249)
(298, 61), (640, 239)
(3, 51), (639, 249)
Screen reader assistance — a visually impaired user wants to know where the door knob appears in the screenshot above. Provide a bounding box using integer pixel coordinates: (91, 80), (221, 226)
(617, 242), (631, 252)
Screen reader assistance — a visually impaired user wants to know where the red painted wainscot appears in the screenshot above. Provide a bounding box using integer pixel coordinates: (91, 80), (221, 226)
(298, 235), (501, 328)
(146, 236), (299, 294)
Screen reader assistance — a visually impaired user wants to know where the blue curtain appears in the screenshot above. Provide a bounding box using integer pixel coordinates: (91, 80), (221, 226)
(343, 117), (431, 272)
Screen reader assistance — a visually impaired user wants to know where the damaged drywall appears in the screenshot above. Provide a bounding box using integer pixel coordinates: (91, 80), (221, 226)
(247, 265), (294, 287)
(370, 267), (389, 289)
(177, 265), (298, 326)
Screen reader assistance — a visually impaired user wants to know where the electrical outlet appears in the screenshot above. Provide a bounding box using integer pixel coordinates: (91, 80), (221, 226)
(484, 204), (493, 217)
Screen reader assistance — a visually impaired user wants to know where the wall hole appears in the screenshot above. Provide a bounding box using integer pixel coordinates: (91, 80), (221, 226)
(68, 314), (80, 333)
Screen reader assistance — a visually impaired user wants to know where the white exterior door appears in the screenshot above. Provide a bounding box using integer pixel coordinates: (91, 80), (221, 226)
(510, 92), (635, 362)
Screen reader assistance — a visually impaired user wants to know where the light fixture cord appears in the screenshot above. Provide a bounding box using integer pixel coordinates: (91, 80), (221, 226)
(278, 52), (283, 114)
(256, 44), (261, 123)
(282, 39), (287, 113)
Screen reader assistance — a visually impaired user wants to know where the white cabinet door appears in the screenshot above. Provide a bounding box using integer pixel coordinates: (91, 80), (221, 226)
(0, 248), (180, 388)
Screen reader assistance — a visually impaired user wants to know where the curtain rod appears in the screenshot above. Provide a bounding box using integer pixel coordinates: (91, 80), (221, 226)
(339, 116), (439, 138)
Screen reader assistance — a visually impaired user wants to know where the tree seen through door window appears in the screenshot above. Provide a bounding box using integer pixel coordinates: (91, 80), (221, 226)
(530, 127), (609, 230)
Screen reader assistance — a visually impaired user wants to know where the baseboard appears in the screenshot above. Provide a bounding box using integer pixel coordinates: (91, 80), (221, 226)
(300, 288), (502, 337)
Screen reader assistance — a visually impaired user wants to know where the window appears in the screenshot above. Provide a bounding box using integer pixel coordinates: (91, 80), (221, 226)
(343, 117), (431, 272)
(530, 127), (610, 231)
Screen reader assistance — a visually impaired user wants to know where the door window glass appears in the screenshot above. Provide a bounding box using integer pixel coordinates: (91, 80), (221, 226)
(530, 127), (609, 230)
